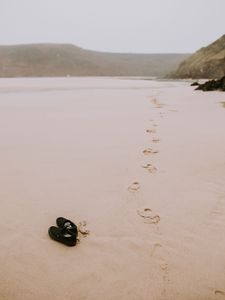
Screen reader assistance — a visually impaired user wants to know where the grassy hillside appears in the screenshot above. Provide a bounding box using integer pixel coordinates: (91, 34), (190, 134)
(170, 35), (225, 79)
(0, 44), (190, 77)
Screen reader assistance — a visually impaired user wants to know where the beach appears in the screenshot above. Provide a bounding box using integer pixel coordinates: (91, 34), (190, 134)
(0, 77), (225, 300)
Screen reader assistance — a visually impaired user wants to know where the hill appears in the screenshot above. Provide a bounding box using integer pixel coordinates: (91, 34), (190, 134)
(170, 35), (225, 79)
(0, 44), (190, 77)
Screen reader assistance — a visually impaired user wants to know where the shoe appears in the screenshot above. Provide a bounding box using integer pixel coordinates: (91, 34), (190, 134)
(48, 226), (77, 246)
(56, 217), (78, 236)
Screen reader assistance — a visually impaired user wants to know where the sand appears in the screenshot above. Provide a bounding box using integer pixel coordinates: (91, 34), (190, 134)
(0, 77), (225, 300)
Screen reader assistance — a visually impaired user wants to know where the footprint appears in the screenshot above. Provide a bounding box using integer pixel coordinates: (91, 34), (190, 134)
(210, 195), (225, 217)
(152, 138), (160, 143)
(215, 290), (225, 299)
(142, 163), (157, 173)
(128, 182), (140, 192)
(137, 207), (153, 218)
(150, 243), (162, 257)
(153, 124), (158, 127)
(78, 221), (90, 236)
(160, 261), (170, 298)
(137, 208), (160, 224)
(160, 262), (168, 271)
(151, 98), (164, 108)
(146, 128), (156, 134)
(144, 215), (160, 224)
(143, 148), (158, 155)
(168, 109), (178, 112)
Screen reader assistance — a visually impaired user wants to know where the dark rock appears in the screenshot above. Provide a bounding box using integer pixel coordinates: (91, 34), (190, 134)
(195, 76), (225, 91)
(191, 81), (199, 86)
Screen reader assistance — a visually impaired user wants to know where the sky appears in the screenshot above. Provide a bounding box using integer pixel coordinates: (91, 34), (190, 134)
(0, 0), (224, 53)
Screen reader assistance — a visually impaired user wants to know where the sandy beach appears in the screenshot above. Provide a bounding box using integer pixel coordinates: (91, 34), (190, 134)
(0, 77), (225, 300)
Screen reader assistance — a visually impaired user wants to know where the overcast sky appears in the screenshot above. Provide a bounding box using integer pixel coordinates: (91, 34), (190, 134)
(0, 0), (224, 53)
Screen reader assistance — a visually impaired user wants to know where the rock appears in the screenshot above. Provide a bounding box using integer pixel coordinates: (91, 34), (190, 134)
(195, 76), (225, 91)
(190, 81), (199, 86)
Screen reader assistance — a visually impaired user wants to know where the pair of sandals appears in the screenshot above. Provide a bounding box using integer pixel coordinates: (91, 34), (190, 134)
(48, 217), (78, 246)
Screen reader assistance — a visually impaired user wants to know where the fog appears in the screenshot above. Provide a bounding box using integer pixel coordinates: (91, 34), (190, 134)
(0, 0), (224, 53)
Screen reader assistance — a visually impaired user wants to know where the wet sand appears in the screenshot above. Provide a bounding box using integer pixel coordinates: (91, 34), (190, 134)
(0, 77), (225, 300)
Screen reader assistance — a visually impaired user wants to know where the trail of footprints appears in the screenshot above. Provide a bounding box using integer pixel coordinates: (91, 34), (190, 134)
(127, 96), (183, 297)
(126, 95), (170, 295)
(128, 96), (166, 225)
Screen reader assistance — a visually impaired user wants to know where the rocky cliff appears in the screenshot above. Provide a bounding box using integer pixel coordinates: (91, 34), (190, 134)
(170, 35), (225, 79)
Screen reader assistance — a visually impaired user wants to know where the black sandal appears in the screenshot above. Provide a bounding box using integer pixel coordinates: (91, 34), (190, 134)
(48, 226), (77, 246)
(56, 217), (78, 236)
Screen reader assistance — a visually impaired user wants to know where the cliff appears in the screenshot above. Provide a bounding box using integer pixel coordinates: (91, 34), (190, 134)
(170, 35), (225, 79)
